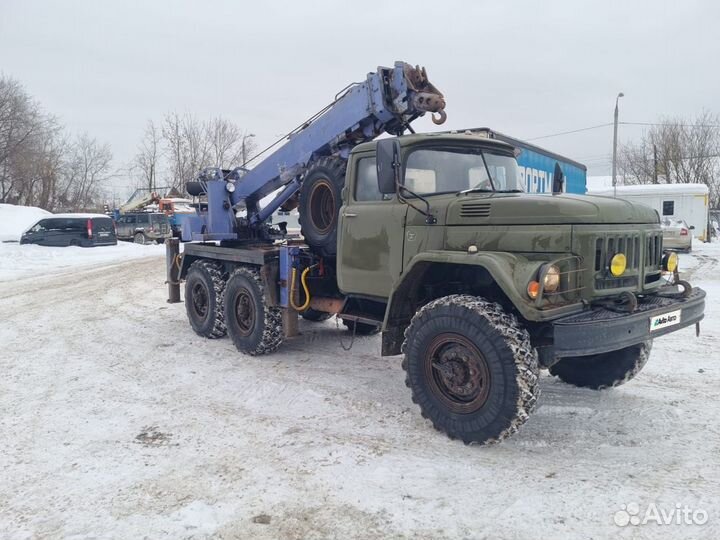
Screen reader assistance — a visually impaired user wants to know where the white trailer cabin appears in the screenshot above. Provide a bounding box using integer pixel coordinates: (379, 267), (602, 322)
(587, 183), (710, 241)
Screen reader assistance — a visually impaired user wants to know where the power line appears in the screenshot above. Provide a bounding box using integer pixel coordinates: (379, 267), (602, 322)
(621, 121), (720, 129)
(526, 123), (612, 141)
(525, 120), (720, 142)
(575, 153), (612, 161)
(625, 153), (720, 160)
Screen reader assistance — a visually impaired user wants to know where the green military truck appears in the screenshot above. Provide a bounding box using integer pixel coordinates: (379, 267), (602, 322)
(175, 132), (705, 445)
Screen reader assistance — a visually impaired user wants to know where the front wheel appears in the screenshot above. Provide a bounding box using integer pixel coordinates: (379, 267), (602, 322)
(549, 341), (652, 389)
(134, 232), (146, 245)
(223, 266), (283, 355)
(402, 295), (540, 445)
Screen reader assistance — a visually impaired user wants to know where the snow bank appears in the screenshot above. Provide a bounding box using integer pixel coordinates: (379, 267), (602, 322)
(0, 241), (164, 283)
(0, 203), (52, 241)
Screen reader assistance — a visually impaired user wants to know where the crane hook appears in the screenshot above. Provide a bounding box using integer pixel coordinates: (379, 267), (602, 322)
(432, 110), (447, 125)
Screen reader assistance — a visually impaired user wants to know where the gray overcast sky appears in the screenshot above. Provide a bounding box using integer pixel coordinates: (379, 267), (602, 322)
(1, 0), (718, 194)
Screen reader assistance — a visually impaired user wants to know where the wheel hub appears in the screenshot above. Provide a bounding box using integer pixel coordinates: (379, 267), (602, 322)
(191, 282), (209, 318)
(234, 289), (255, 336)
(426, 334), (491, 414)
(309, 179), (335, 234)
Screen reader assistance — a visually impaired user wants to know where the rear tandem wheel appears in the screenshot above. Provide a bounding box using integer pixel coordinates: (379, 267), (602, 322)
(184, 260), (227, 339)
(223, 266), (284, 355)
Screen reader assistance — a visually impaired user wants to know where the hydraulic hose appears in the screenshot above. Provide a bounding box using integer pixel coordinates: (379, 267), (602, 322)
(289, 264), (317, 312)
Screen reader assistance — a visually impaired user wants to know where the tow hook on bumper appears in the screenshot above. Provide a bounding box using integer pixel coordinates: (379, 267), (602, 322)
(551, 287), (706, 358)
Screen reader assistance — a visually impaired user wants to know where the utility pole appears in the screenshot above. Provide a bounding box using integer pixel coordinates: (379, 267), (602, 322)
(653, 143), (658, 184)
(612, 92), (624, 197)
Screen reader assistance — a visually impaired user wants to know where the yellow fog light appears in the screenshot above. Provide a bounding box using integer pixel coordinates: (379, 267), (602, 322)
(663, 251), (679, 273)
(543, 264), (561, 292)
(609, 253), (627, 277)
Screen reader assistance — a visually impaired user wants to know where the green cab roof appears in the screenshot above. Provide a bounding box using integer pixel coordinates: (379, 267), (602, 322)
(351, 132), (515, 154)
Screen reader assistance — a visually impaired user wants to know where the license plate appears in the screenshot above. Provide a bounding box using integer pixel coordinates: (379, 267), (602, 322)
(99, 232), (110, 237)
(650, 309), (681, 331)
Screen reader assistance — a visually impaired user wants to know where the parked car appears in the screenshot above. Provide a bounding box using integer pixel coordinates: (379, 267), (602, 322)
(158, 198), (195, 238)
(20, 214), (117, 247)
(115, 212), (172, 244)
(661, 218), (693, 251)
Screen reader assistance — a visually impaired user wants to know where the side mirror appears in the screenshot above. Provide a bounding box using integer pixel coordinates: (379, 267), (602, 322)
(552, 162), (564, 195)
(689, 225), (695, 230)
(377, 138), (401, 194)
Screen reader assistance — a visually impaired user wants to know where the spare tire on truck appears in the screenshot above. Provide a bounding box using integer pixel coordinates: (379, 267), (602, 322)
(298, 157), (347, 258)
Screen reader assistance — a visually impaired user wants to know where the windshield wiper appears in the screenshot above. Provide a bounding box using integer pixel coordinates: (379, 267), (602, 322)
(458, 188), (523, 195)
(458, 187), (494, 195)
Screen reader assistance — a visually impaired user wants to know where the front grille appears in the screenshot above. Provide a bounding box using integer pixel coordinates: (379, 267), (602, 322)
(646, 232), (662, 271)
(591, 230), (663, 291)
(460, 202), (491, 218)
(595, 276), (638, 289)
(594, 233), (641, 272)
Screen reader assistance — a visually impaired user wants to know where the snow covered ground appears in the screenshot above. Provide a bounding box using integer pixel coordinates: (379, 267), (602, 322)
(0, 241), (165, 283)
(1, 239), (719, 538)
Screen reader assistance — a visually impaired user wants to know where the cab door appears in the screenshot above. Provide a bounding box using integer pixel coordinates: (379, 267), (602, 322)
(337, 154), (407, 298)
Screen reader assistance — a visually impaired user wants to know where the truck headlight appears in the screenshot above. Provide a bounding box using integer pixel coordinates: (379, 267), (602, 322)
(543, 264), (560, 292)
(226, 181), (236, 193)
(609, 253), (627, 277)
(663, 251), (679, 272)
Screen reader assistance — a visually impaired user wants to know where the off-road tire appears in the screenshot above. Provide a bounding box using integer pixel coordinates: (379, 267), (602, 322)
(223, 266), (283, 355)
(549, 340), (652, 390)
(185, 260), (227, 339)
(134, 232), (146, 245)
(342, 319), (381, 335)
(298, 157), (347, 257)
(402, 295), (540, 445)
(301, 308), (332, 322)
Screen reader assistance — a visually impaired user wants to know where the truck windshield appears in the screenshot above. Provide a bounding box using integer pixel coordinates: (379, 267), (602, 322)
(405, 147), (522, 195)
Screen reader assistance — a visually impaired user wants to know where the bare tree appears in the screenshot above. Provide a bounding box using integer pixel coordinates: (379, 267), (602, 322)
(11, 122), (66, 209)
(131, 120), (161, 192)
(57, 134), (113, 211)
(162, 112), (188, 190)
(0, 75), (115, 211)
(0, 76), (48, 204)
(618, 111), (720, 207)
(205, 117), (256, 168)
(161, 112), (254, 192)
(162, 112), (210, 190)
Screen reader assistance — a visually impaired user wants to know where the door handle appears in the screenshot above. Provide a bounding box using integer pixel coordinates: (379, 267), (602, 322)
(344, 213), (358, 218)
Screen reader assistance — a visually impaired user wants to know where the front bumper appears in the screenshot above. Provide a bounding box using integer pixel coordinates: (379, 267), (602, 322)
(552, 287), (706, 358)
